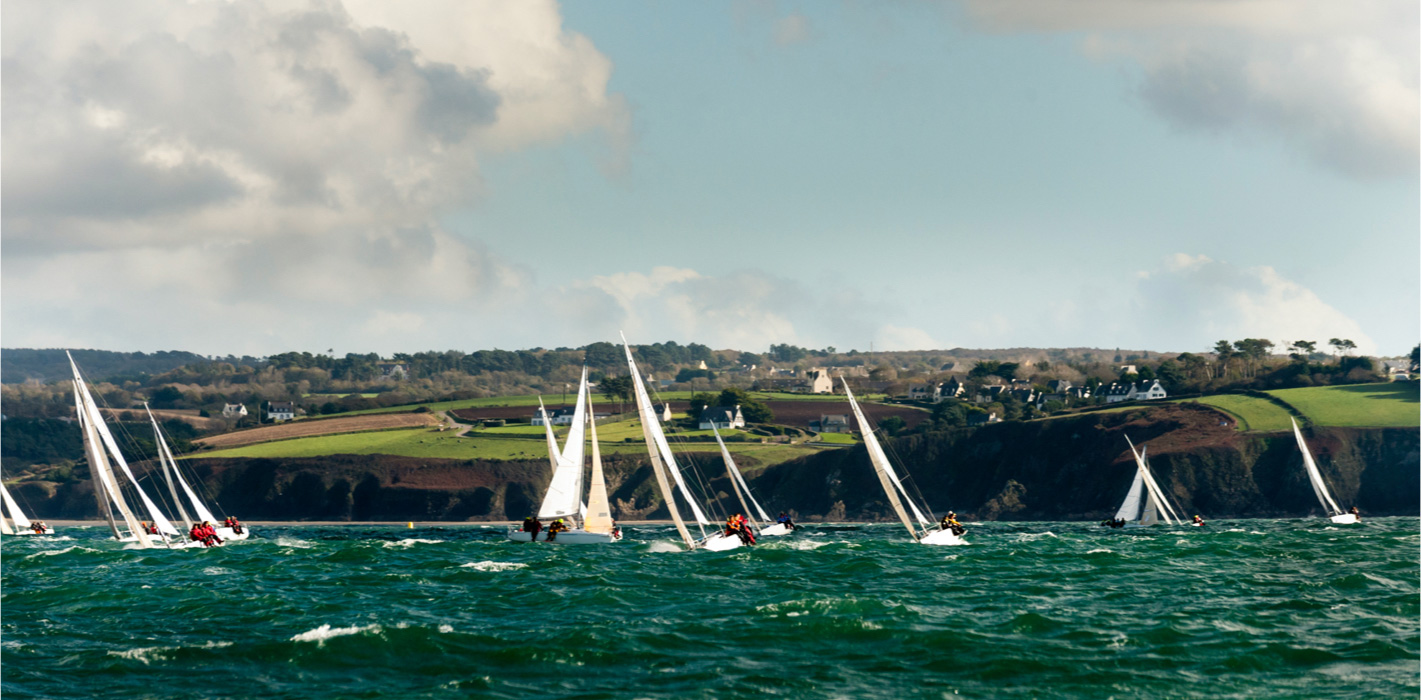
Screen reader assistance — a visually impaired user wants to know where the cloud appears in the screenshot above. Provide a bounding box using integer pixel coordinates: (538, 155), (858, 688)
(961, 0), (1419, 179)
(1, 0), (631, 354)
(1125, 254), (1376, 353)
(774, 13), (813, 46)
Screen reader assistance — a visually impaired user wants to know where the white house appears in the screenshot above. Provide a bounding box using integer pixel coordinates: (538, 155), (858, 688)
(1102, 383), (1135, 404)
(267, 401), (295, 421)
(1133, 379), (1167, 401)
(1103, 380), (1167, 403)
(222, 403), (248, 418)
(660, 403), (673, 422)
(699, 405), (745, 430)
(816, 414), (851, 433)
(803, 368), (834, 394)
(377, 362), (409, 379)
(531, 407), (579, 426)
(938, 378), (966, 401)
(907, 384), (934, 401)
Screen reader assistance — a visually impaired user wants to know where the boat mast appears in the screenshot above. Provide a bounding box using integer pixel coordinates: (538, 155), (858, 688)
(843, 378), (922, 541)
(623, 335), (696, 549)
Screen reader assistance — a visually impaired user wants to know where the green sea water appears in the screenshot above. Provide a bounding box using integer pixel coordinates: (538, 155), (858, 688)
(2, 519), (1417, 699)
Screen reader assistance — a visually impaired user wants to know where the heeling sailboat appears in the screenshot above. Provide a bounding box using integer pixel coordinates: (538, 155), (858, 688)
(507, 368), (622, 543)
(1110, 437), (1181, 528)
(1, 478), (53, 535)
(69, 353), (203, 549)
(842, 378), (964, 546)
(622, 334), (741, 552)
(710, 423), (792, 538)
(144, 405), (250, 541)
(1290, 418), (1359, 524)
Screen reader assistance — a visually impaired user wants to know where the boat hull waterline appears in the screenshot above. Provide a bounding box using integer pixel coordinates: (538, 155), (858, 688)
(506, 528), (622, 545)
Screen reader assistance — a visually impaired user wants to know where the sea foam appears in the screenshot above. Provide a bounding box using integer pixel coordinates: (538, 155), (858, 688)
(290, 624), (383, 646)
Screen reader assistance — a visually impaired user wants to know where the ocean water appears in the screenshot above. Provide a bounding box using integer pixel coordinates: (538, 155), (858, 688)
(2, 519), (1416, 699)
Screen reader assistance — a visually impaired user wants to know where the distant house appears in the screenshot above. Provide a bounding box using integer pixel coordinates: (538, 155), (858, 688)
(1118, 365), (1138, 375)
(1102, 383), (1135, 404)
(222, 403), (248, 418)
(816, 414), (851, 433)
(1068, 386), (1092, 400)
(967, 411), (1001, 426)
(1046, 379), (1073, 394)
(802, 368), (834, 394)
(975, 385), (1009, 404)
(532, 407), (579, 426)
(377, 362), (409, 379)
(1008, 388), (1036, 403)
(1036, 393), (1068, 410)
(1133, 379), (1167, 401)
(907, 384), (934, 401)
(660, 403), (673, 422)
(699, 405), (745, 430)
(267, 401), (295, 422)
(938, 378), (966, 401)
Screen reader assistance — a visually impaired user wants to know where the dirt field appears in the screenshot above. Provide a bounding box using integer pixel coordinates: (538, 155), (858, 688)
(99, 407), (225, 432)
(194, 413), (442, 449)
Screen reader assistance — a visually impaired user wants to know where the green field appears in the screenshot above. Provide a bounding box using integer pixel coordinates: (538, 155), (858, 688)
(196, 426), (828, 469)
(1268, 383), (1419, 428)
(337, 390), (889, 417)
(1188, 395), (1296, 432)
(815, 432), (857, 445)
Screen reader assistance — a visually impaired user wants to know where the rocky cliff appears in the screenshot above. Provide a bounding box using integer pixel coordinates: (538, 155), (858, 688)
(15, 404), (1417, 522)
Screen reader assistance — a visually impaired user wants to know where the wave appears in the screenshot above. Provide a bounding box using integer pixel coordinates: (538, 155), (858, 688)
(1015, 532), (1058, 542)
(25, 545), (98, 558)
(381, 538), (444, 548)
(275, 537), (316, 549)
(459, 561), (527, 572)
(643, 541), (683, 553)
(108, 640), (232, 665)
(290, 624), (383, 647)
(1086, 548), (1113, 554)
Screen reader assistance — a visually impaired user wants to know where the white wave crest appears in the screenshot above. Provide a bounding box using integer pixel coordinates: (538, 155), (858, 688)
(26, 545), (96, 558)
(203, 566), (235, 576)
(1086, 548), (1113, 554)
(275, 537), (315, 549)
(644, 541), (683, 553)
(382, 538), (444, 548)
(290, 624), (383, 646)
(782, 539), (833, 550)
(1015, 532), (1057, 542)
(460, 561), (527, 572)
(109, 640), (232, 665)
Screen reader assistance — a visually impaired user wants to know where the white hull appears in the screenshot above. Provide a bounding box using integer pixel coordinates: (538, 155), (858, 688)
(1329, 514), (1360, 524)
(118, 534), (218, 548)
(506, 528), (622, 544)
(216, 527), (251, 541)
(699, 533), (745, 551)
(919, 528), (967, 546)
(7, 527), (55, 536)
(758, 523), (793, 537)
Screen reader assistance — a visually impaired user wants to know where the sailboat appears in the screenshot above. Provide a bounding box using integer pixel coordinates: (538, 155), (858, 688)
(1110, 437), (1182, 528)
(506, 368), (622, 543)
(623, 335), (742, 552)
(1290, 418), (1358, 524)
(710, 423), (793, 537)
(1, 478), (54, 535)
(145, 405), (250, 541)
(842, 378), (963, 545)
(69, 352), (206, 548)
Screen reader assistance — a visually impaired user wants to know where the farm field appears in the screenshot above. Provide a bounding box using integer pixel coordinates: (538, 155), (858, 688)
(194, 413), (441, 449)
(195, 427), (828, 470)
(1187, 395), (1295, 432)
(337, 390), (892, 417)
(1269, 383), (1419, 428)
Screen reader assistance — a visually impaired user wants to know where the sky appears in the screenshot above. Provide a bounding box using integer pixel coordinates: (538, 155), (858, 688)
(2, 0), (1417, 358)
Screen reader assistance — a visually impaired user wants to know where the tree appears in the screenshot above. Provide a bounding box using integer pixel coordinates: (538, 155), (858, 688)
(687, 392), (715, 421)
(1411, 344), (1420, 372)
(739, 352), (762, 367)
(149, 385), (184, 409)
(715, 387), (773, 423)
(1289, 340), (1317, 363)
(1329, 338), (1357, 360)
(879, 416), (906, 436)
(600, 375), (633, 407)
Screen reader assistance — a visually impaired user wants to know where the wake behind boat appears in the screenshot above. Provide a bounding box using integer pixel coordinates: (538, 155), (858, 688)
(842, 378), (964, 546)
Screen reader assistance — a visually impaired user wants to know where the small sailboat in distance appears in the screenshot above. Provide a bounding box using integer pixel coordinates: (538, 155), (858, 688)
(842, 377), (963, 545)
(145, 405), (250, 541)
(507, 368), (622, 543)
(1290, 418), (1359, 524)
(1, 478), (53, 535)
(711, 422), (794, 538)
(1106, 437), (1181, 528)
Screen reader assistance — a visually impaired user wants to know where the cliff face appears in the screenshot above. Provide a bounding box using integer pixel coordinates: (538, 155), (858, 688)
(16, 403), (1418, 522)
(753, 403), (1420, 521)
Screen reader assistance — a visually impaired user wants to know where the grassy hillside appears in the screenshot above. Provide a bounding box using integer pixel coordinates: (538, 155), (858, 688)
(337, 390), (888, 417)
(1189, 395), (1295, 432)
(1268, 383), (1418, 428)
(196, 425), (825, 471)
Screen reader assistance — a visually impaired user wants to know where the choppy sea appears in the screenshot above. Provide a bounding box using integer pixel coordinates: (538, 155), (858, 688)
(2, 519), (1416, 699)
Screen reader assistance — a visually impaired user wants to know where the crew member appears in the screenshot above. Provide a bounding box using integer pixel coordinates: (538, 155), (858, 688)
(1192, 515), (1205, 526)
(776, 512), (797, 530)
(1349, 506), (1361, 520)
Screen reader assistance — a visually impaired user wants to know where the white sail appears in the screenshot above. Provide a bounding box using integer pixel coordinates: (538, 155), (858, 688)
(75, 374), (180, 536)
(844, 379), (931, 540)
(0, 481), (32, 529)
(1125, 438), (1178, 525)
(148, 405), (218, 526)
(623, 335), (697, 548)
(1291, 418), (1343, 516)
(712, 423), (772, 526)
(1139, 448), (1183, 523)
(0, 514), (12, 535)
(583, 390), (615, 535)
(75, 378), (149, 545)
(1113, 469), (1145, 522)
(538, 370), (590, 519)
(537, 398), (561, 469)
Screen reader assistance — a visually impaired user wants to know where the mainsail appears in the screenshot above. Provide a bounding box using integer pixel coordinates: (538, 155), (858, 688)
(583, 390), (615, 535)
(71, 367), (149, 545)
(0, 480), (32, 530)
(1291, 418), (1343, 516)
(146, 405), (219, 528)
(538, 370), (589, 519)
(1124, 437), (1179, 525)
(623, 335), (697, 548)
(1112, 469), (1146, 523)
(843, 378), (933, 540)
(712, 423), (771, 528)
